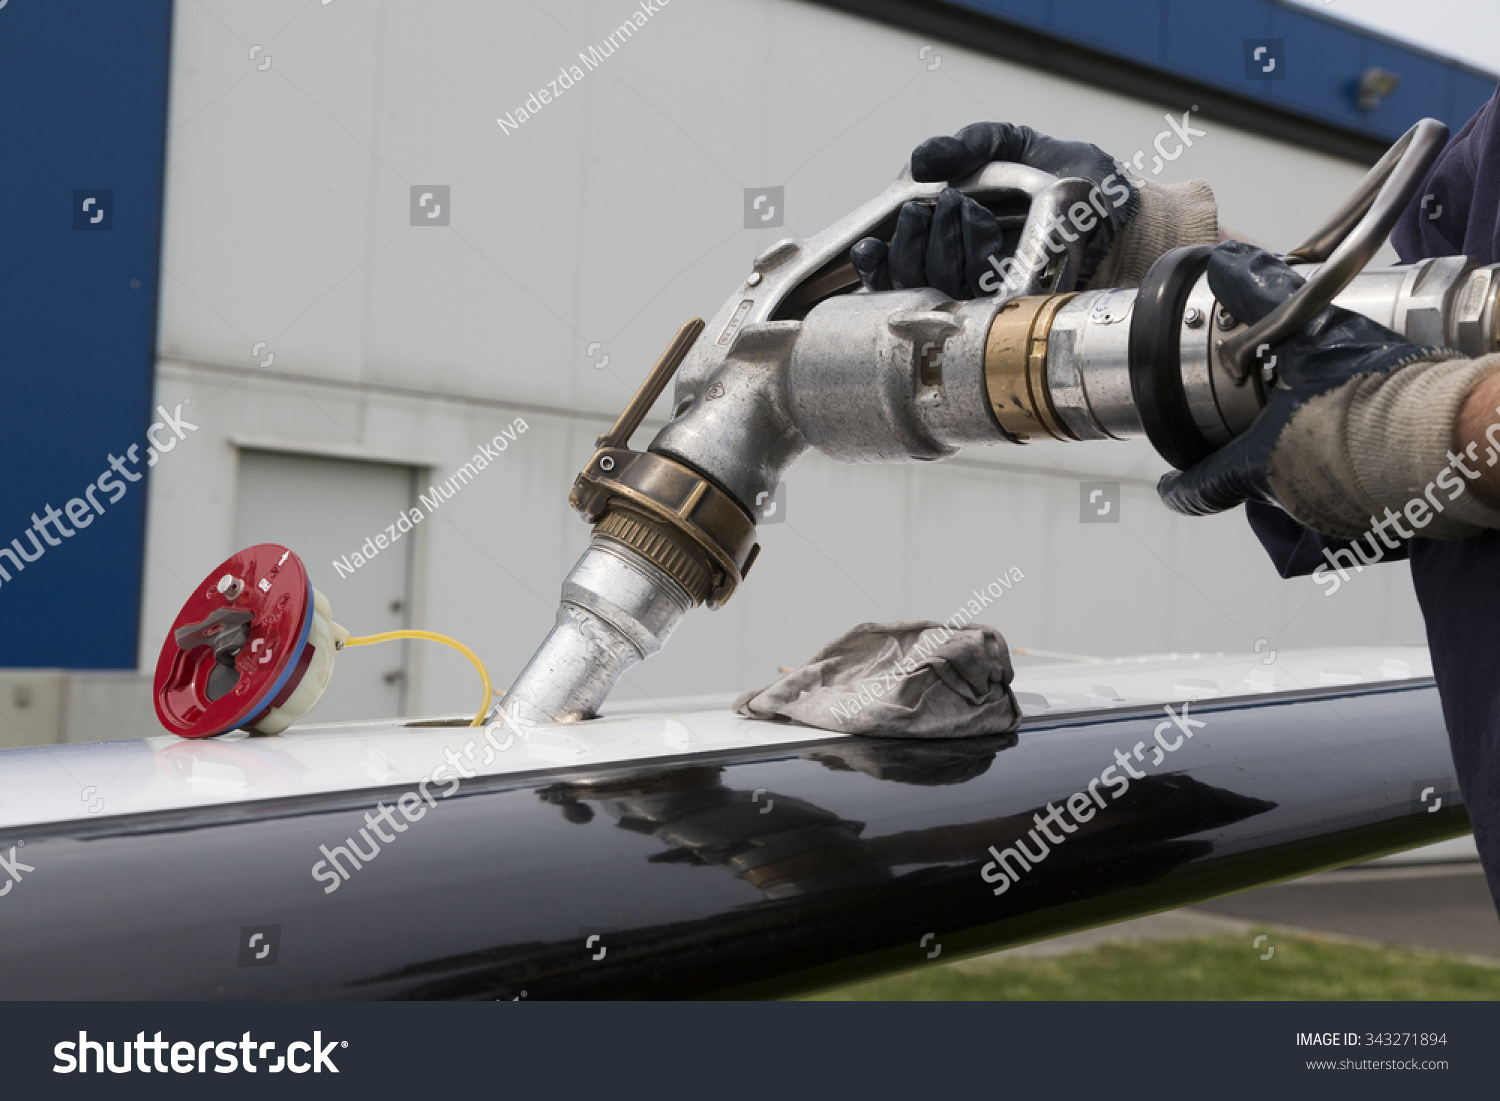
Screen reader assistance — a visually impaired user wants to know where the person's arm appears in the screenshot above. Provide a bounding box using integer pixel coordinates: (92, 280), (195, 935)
(1457, 368), (1500, 506)
(1243, 499), (1409, 579)
(1160, 242), (1500, 541)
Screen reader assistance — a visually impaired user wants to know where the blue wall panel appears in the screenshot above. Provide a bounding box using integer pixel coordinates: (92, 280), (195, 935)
(1265, 6), (1366, 122)
(944, 0), (1496, 142)
(1050, 0), (1167, 64)
(1161, 0), (1268, 96)
(0, 1), (173, 668)
(1363, 39), (1451, 137)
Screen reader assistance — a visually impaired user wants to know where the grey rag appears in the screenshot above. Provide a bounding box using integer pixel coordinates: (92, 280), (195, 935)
(732, 621), (1020, 739)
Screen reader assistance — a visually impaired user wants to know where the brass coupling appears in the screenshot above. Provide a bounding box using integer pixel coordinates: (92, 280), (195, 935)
(568, 317), (759, 607)
(594, 506), (715, 605)
(983, 293), (1079, 442)
(571, 448), (759, 607)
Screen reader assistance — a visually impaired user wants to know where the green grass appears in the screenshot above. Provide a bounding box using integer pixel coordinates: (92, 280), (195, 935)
(807, 932), (1500, 1000)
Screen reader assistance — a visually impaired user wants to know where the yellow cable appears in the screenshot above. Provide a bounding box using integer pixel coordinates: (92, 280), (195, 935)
(342, 630), (492, 727)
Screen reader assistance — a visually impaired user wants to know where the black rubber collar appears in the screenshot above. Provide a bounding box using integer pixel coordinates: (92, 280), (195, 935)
(1128, 245), (1216, 471)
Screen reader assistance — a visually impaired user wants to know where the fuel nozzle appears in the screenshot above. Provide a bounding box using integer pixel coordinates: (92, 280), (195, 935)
(500, 319), (765, 727)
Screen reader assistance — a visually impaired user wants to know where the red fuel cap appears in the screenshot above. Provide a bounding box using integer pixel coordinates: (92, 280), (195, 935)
(154, 544), (318, 739)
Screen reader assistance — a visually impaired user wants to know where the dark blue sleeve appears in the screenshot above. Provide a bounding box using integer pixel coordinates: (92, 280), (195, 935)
(1392, 83), (1500, 266)
(1244, 500), (1409, 578)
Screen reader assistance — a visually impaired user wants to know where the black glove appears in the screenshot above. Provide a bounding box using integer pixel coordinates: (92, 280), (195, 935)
(850, 122), (1138, 299)
(1157, 241), (1449, 517)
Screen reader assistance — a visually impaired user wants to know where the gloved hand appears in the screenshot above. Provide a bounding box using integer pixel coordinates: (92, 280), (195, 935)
(1158, 241), (1500, 539)
(850, 122), (1139, 299)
